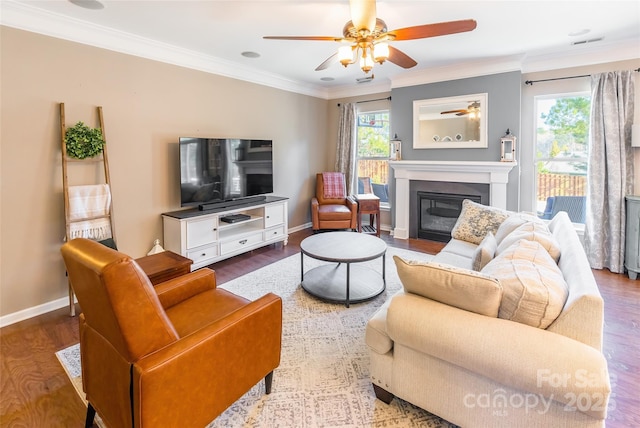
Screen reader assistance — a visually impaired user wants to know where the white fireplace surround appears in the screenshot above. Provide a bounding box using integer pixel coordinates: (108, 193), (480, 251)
(390, 160), (517, 239)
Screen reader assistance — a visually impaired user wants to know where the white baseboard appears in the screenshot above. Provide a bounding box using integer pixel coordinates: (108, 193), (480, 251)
(289, 223), (312, 233)
(0, 295), (74, 328)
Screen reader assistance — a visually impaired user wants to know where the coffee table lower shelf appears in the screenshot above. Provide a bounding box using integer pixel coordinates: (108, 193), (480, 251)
(301, 263), (385, 307)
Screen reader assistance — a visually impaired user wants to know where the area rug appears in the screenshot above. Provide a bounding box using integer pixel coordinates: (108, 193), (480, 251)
(56, 247), (457, 427)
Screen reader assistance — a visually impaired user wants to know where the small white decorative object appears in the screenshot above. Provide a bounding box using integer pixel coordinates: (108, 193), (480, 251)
(389, 134), (402, 161)
(147, 239), (165, 255)
(500, 129), (517, 162)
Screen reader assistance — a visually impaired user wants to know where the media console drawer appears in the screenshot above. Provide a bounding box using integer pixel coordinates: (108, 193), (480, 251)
(264, 226), (285, 241)
(220, 232), (263, 255)
(187, 245), (218, 265)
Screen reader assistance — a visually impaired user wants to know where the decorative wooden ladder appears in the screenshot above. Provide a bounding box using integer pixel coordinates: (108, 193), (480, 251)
(59, 103), (116, 316)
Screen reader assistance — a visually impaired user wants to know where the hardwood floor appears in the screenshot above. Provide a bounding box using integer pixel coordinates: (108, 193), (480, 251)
(1, 229), (638, 427)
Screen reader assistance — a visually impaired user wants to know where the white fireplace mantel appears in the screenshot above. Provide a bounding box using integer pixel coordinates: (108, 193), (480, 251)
(390, 160), (517, 239)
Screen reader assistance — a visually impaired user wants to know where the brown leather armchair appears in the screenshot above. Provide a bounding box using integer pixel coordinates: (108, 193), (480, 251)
(60, 238), (282, 428)
(311, 172), (358, 232)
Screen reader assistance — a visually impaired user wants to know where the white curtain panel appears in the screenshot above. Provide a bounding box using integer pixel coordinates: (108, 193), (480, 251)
(335, 103), (357, 194)
(584, 70), (635, 273)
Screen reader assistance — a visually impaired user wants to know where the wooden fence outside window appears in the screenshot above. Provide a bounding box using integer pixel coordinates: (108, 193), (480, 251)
(537, 172), (587, 201)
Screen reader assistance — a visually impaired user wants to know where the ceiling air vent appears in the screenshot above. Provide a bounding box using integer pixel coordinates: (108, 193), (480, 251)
(357, 75), (374, 84)
(571, 37), (604, 46)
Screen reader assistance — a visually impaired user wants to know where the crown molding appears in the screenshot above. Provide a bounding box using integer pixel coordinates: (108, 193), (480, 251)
(2, 0), (637, 101)
(521, 39), (640, 74)
(326, 80), (392, 99)
(390, 55), (524, 88)
(0, 0), (330, 99)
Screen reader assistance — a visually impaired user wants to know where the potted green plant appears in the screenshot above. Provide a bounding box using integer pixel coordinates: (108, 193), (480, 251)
(65, 121), (105, 159)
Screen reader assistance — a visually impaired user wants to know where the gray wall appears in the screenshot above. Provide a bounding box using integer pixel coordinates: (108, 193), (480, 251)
(390, 71), (522, 214)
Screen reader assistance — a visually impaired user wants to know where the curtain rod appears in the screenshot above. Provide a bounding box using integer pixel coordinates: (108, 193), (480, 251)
(337, 96), (391, 107)
(525, 68), (640, 86)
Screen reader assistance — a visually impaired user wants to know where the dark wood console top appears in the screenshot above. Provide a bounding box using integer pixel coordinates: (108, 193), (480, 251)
(162, 196), (288, 219)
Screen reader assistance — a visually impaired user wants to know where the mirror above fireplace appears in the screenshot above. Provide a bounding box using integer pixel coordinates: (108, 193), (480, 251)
(413, 93), (488, 149)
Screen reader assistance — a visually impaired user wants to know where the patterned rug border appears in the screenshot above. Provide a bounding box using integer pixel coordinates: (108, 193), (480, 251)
(57, 248), (456, 427)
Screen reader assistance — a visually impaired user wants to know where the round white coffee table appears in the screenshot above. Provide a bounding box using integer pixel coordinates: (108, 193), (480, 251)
(300, 231), (387, 307)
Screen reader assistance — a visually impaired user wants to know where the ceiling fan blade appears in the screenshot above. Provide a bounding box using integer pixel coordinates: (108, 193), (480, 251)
(350, 0), (377, 32)
(315, 53), (339, 71)
(387, 46), (417, 69)
(263, 36), (344, 42)
(388, 19), (477, 41)
(441, 109), (468, 114)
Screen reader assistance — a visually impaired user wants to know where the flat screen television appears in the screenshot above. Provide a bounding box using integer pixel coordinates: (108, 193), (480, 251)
(179, 137), (273, 210)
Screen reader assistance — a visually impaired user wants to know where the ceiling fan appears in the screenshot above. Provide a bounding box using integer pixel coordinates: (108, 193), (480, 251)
(441, 101), (481, 116)
(263, 0), (477, 77)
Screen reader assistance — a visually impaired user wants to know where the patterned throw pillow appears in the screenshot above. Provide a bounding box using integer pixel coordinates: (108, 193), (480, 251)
(482, 239), (569, 329)
(472, 232), (497, 271)
(451, 199), (509, 245)
(394, 256), (503, 317)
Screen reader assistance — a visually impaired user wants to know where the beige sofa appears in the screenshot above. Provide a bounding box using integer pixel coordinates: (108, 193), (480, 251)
(366, 208), (611, 427)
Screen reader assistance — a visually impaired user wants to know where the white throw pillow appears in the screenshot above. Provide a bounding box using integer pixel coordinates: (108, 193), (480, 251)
(494, 213), (546, 245)
(482, 239), (569, 329)
(472, 232), (497, 271)
(450, 199), (509, 245)
(394, 256), (503, 317)
(496, 221), (561, 262)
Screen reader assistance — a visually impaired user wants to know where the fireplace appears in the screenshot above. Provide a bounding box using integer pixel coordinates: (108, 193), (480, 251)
(389, 161), (517, 240)
(418, 192), (481, 242)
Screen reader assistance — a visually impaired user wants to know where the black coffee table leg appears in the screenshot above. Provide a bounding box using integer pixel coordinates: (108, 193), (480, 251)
(382, 253), (386, 284)
(300, 252), (304, 281)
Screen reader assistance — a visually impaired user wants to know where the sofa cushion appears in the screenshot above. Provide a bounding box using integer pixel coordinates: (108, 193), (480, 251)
(451, 199), (509, 245)
(431, 251), (474, 271)
(393, 256), (503, 317)
(482, 239), (569, 328)
(438, 239), (478, 258)
(472, 232), (497, 271)
(496, 221), (561, 262)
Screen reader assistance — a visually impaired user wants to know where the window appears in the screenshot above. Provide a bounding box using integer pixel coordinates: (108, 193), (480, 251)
(356, 110), (390, 205)
(534, 93), (590, 224)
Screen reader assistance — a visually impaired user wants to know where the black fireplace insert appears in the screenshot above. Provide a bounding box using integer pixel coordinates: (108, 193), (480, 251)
(417, 191), (481, 242)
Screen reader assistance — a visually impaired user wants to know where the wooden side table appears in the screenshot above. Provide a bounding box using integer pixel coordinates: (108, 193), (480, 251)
(135, 251), (193, 286)
(355, 194), (380, 237)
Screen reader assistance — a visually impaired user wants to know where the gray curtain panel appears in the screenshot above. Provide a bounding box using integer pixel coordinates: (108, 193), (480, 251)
(584, 70), (635, 273)
(335, 103), (357, 194)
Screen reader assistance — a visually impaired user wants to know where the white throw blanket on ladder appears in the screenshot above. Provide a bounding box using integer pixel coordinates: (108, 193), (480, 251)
(68, 184), (112, 240)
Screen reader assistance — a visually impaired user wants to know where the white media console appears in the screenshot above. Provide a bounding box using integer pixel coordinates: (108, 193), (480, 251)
(162, 196), (288, 270)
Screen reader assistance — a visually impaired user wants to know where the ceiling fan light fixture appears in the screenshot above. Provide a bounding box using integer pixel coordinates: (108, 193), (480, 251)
(373, 42), (389, 63)
(338, 45), (354, 66)
(360, 53), (374, 73)
(263, 0), (477, 79)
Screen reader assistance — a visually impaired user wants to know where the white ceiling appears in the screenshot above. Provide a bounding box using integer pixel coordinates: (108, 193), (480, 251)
(2, 0), (639, 98)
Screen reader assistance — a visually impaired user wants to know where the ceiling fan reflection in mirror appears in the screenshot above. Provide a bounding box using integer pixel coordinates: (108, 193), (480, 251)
(441, 101), (481, 117)
(263, 0), (477, 78)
